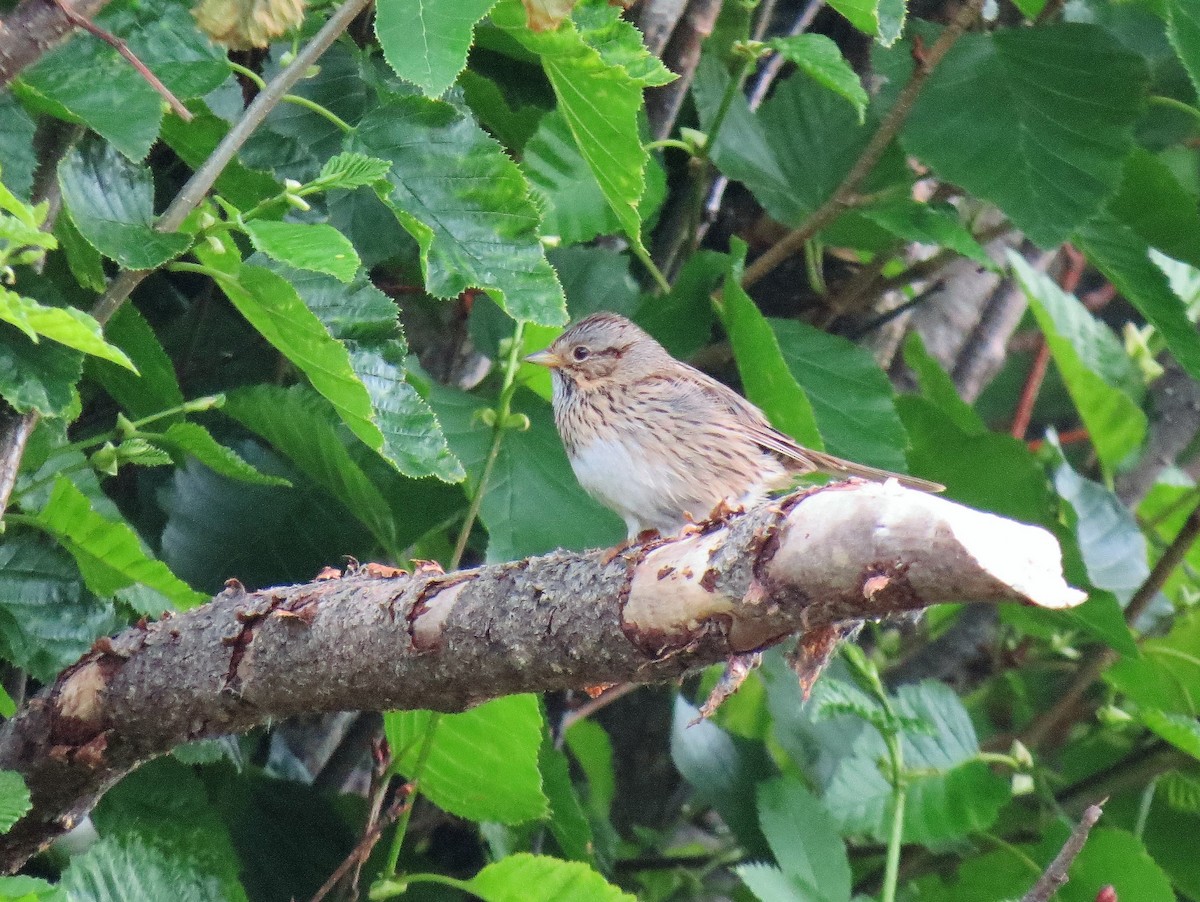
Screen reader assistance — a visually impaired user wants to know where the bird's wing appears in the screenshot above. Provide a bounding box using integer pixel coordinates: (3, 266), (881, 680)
(684, 363), (945, 493)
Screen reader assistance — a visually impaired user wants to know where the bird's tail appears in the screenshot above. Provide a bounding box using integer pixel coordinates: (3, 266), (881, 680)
(801, 448), (945, 493)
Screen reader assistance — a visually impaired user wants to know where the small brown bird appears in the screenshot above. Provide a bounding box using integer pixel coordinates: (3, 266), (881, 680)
(525, 312), (942, 538)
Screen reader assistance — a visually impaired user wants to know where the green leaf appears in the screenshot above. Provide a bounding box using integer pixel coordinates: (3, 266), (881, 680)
(636, 250), (724, 359)
(61, 832), (239, 902)
(902, 25), (1146, 247)
(16, 36), (162, 162)
(1106, 148), (1200, 270)
(901, 332), (985, 435)
(860, 198), (991, 266)
(0, 287), (134, 370)
(671, 695), (773, 857)
(0, 772), (31, 835)
(1054, 460), (1148, 605)
(100, 0), (229, 100)
(92, 758), (246, 902)
(58, 140), (191, 269)
(1075, 212), (1200, 383)
(737, 862), (825, 902)
(721, 245), (823, 450)
(465, 853), (634, 902)
(54, 207), (107, 292)
(313, 152), (392, 191)
(757, 777), (851, 902)
(273, 264), (463, 482)
(160, 105), (280, 211)
(35, 478), (206, 609)
(427, 381), (623, 561)
(385, 695), (548, 824)
(0, 95), (38, 201)
(695, 57), (870, 231)
(822, 682), (1010, 844)
(242, 220), (359, 283)
(492, 0), (652, 253)
(353, 96), (567, 326)
(0, 533), (116, 683)
(540, 731), (594, 862)
(86, 304), (184, 422)
(151, 423), (291, 487)
(223, 385), (397, 551)
(769, 35), (868, 123)
(375, 0), (496, 97)
(770, 318), (909, 473)
(1140, 709), (1200, 762)
(0, 875), (63, 902)
(1169, 0), (1200, 97)
(199, 253), (384, 458)
(1107, 610), (1200, 714)
(1010, 252), (1147, 469)
(1057, 828), (1174, 902)
(522, 109), (622, 246)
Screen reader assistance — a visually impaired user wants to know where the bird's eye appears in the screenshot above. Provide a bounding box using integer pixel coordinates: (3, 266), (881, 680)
(572, 345), (590, 362)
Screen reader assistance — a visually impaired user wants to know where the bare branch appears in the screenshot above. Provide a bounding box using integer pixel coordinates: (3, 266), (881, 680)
(0, 482), (1082, 871)
(740, 0), (985, 290)
(1021, 804), (1104, 902)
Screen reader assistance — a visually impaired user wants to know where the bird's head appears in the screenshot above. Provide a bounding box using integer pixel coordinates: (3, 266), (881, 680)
(524, 312), (669, 389)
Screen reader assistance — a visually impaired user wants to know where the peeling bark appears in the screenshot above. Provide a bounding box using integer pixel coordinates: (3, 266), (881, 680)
(0, 481), (1083, 872)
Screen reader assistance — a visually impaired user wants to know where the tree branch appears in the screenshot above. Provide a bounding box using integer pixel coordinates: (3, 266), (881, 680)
(0, 482), (1082, 872)
(0, 0), (114, 85)
(1020, 804), (1103, 902)
(740, 0), (984, 290)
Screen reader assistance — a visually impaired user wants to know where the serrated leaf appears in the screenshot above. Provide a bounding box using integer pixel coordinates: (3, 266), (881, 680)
(61, 832), (236, 902)
(1075, 212), (1200, 383)
(770, 35), (867, 122)
(901, 25), (1146, 248)
(272, 264), (464, 482)
(493, 0), (652, 253)
(58, 140), (191, 269)
(151, 423), (291, 487)
(243, 220), (359, 283)
(522, 109), (622, 246)
(721, 245), (823, 450)
(0, 875), (62, 902)
(1107, 610), (1200, 714)
(1010, 252), (1147, 470)
(375, 0), (496, 97)
(0, 772), (31, 835)
(86, 304), (185, 422)
(757, 777), (851, 902)
(223, 385), (397, 551)
(1169, 0), (1200, 97)
(315, 152), (392, 191)
(1106, 149), (1200, 270)
(0, 287), (134, 370)
(737, 862), (824, 902)
(34, 478), (207, 609)
(770, 317), (910, 473)
(860, 198), (991, 266)
(385, 695), (548, 824)
(16, 35), (162, 162)
(0, 533), (116, 682)
(822, 682), (1010, 844)
(466, 853), (634, 902)
(198, 251), (385, 458)
(353, 96), (567, 326)
(54, 207), (107, 292)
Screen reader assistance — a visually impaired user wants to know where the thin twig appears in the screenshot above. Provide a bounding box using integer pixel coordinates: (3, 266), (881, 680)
(308, 793), (406, 902)
(1020, 501), (1200, 749)
(1020, 804), (1104, 902)
(89, 0), (372, 327)
(559, 682), (640, 735)
(740, 0), (984, 289)
(49, 0), (192, 121)
(1010, 246), (1085, 439)
(697, 0), (825, 240)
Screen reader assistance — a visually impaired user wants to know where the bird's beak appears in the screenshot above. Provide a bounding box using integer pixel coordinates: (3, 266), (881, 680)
(523, 349), (562, 369)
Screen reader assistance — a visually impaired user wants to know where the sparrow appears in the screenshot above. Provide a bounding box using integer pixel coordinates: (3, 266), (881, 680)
(525, 312), (942, 538)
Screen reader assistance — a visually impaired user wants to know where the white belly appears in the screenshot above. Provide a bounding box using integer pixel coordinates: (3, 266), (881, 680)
(570, 438), (676, 537)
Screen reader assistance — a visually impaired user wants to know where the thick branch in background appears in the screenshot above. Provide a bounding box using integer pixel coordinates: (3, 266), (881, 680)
(0, 0), (114, 85)
(0, 482), (1082, 872)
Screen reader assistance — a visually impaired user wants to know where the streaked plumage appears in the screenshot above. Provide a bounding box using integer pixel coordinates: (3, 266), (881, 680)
(526, 312), (942, 538)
